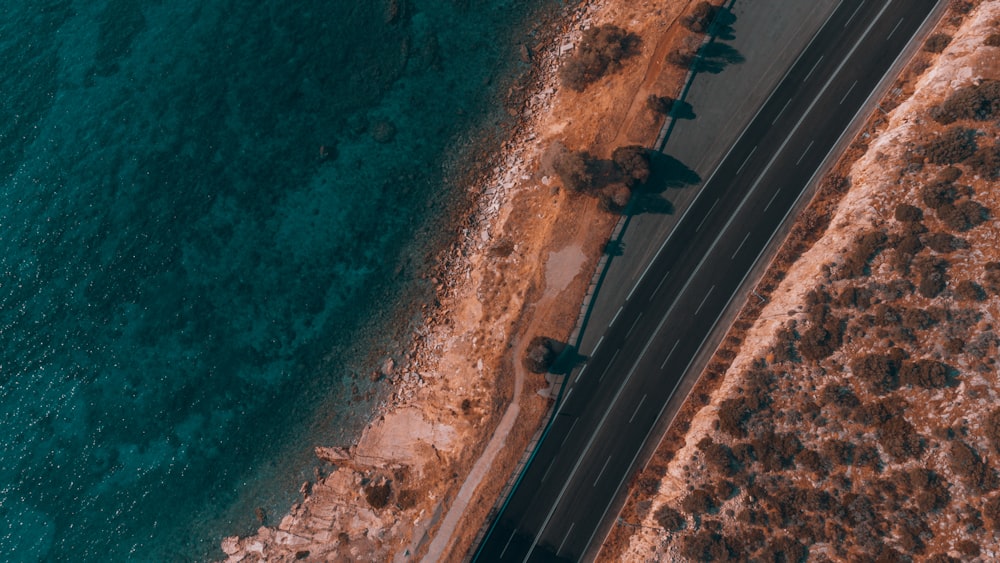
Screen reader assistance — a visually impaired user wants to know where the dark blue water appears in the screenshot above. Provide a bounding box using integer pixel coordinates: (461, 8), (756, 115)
(0, 1), (560, 560)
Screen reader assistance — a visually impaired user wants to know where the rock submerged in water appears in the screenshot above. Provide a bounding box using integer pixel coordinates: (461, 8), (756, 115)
(371, 120), (397, 143)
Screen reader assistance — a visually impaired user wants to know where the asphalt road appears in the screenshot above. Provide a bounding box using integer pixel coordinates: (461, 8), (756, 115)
(473, 0), (940, 561)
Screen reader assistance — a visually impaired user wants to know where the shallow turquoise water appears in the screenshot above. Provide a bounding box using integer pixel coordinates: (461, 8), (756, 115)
(0, 1), (559, 559)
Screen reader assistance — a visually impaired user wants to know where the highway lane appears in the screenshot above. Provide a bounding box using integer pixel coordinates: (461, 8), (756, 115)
(473, 0), (940, 561)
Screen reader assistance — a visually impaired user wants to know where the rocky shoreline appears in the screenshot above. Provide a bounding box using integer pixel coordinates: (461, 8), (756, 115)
(218, 1), (613, 561)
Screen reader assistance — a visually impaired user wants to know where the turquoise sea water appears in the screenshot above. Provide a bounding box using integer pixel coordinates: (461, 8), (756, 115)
(0, 1), (559, 560)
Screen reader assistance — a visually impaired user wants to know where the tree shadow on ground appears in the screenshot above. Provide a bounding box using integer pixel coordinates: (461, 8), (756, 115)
(711, 7), (737, 41)
(548, 342), (587, 376)
(622, 152), (698, 216)
(693, 42), (745, 74)
(630, 193), (675, 215)
(605, 239), (626, 256)
(647, 152), (701, 191)
(672, 99), (696, 120)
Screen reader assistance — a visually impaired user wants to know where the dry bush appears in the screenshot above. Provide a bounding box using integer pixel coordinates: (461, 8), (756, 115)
(949, 441), (998, 492)
(819, 384), (860, 409)
(954, 279), (985, 301)
(920, 181), (957, 209)
(879, 415), (923, 462)
(936, 165), (963, 182)
(837, 285), (873, 310)
(898, 358), (949, 388)
(769, 324), (797, 362)
(922, 231), (965, 252)
(936, 199), (988, 231)
(680, 529), (736, 561)
(984, 493), (1000, 530)
(930, 79), (1000, 124)
(699, 438), (739, 476)
(986, 33), (1000, 47)
(396, 489), (419, 510)
(914, 255), (949, 298)
(922, 126), (977, 165)
(752, 431), (801, 471)
(984, 262), (1000, 294)
(900, 307), (937, 331)
(548, 143), (593, 193)
(837, 231), (887, 279)
(894, 203), (923, 222)
(718, 398), (751, 437)
(850, 354), (898, 395)
(559, 24), (640, 92)
(955, 540), (980, 558)
(364, 480), (392, 509)
(967, 141), (1000, 178)
(985, 408), (1000, 454)
(682, 488), (718, 514)
(756, 535), (808, 562)
(799, 305), (845, 362)
(654, 505), (686, 531)
(923, 33), (952, 53)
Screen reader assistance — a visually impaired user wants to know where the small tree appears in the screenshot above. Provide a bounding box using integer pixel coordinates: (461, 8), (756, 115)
(612, 145), (651, 186)
(667, 49), (696, 68)
(646, 94), (675, 114)
(559, 24), (640, 92)
(549, 143), (593, 192)
(524, 336), (556, 373)
(684, 1), (719, 33)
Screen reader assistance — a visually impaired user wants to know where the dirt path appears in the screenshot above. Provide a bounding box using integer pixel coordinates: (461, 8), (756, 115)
(422, 2), (701, 560)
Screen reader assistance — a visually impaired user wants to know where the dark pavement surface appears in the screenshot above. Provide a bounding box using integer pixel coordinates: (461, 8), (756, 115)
(473, 0), (941, 561)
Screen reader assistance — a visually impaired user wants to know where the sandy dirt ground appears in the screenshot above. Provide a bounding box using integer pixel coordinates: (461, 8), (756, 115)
(605, 1), (1000, 561)
(218, 0), (707, 561)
